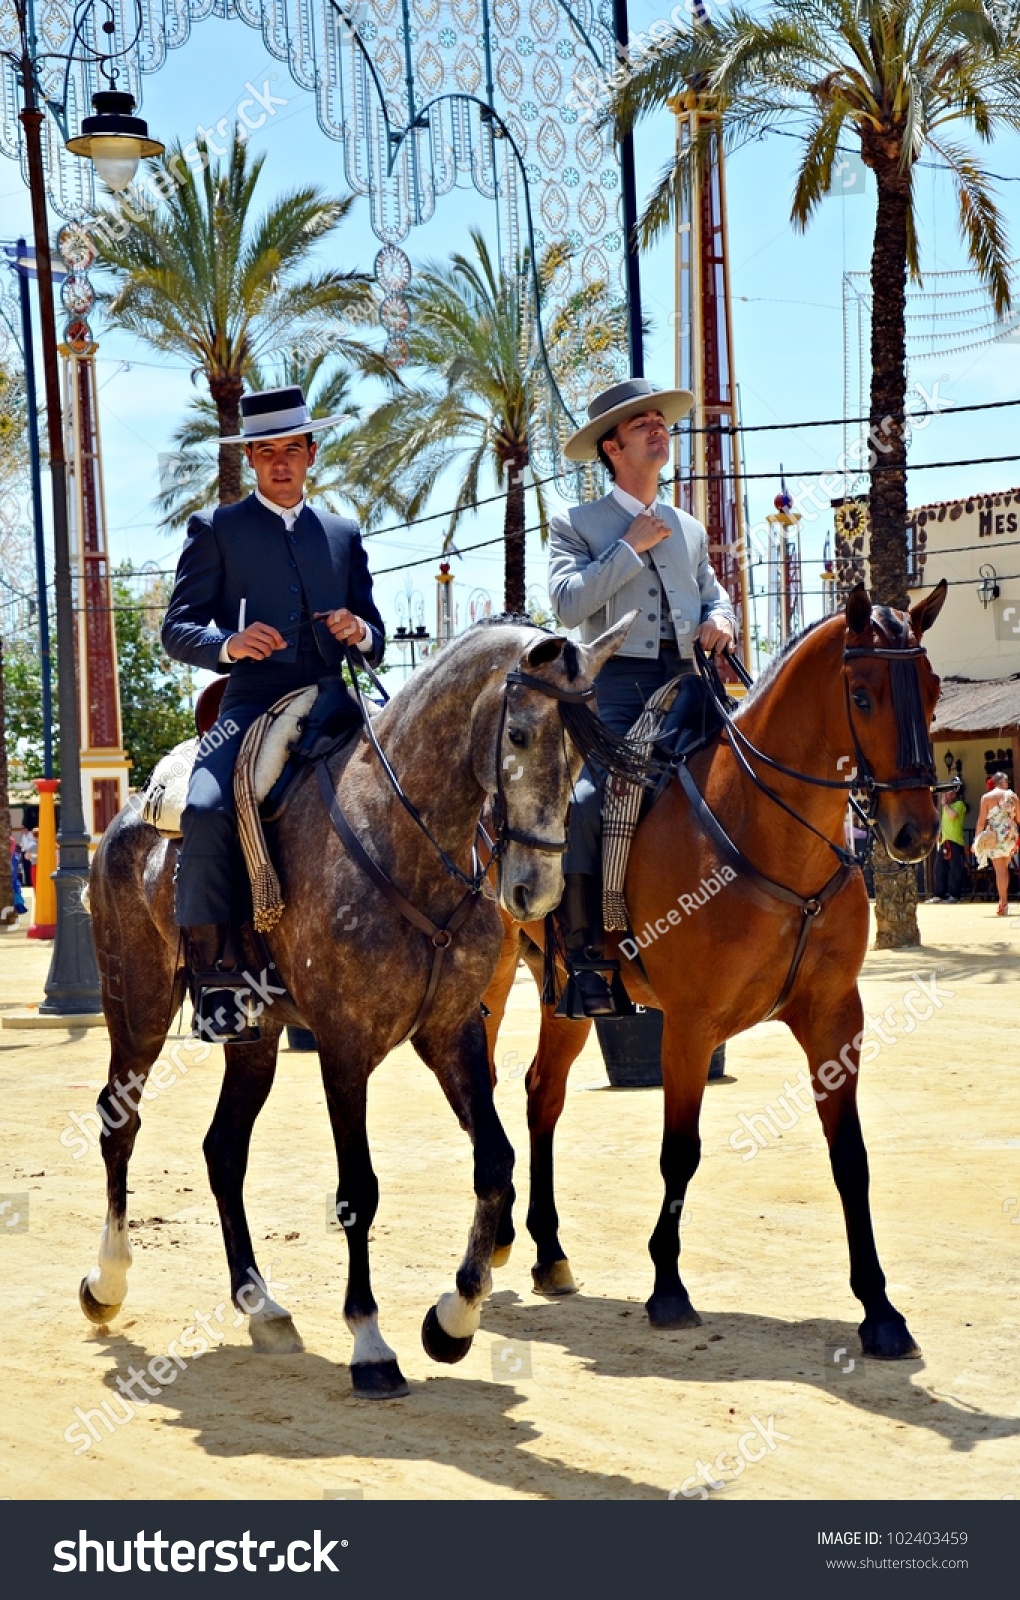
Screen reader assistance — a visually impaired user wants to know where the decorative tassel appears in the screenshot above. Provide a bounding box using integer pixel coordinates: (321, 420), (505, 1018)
(252, 863), (285, 932)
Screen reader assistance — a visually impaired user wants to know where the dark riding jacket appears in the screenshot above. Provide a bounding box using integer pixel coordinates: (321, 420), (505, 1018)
(161, 493), (385, 676)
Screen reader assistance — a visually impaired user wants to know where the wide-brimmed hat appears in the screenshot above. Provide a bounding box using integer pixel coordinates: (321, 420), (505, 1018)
(219, 385), (348, 445)
(564, 377), (695, 463)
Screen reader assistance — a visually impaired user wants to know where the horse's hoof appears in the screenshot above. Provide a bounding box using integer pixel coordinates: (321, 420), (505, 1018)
(532, 1259), (578, 1297)
(859, 1313), (921, 1360)
(646, 1292), (702, 1330)
(492, 1243), (513, 1269)
(249, 1314), (305, 1354)
(351, 1360), (410, 1399)
(421, 1305), (473, 1365)
(79, 1277), (122, 1327)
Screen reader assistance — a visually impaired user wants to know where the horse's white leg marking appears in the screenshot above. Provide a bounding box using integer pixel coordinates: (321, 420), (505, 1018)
(238, 1269), (291, 1326)
(435, 1278), (490, 1341)
(86, 1214), (132, 1307)
(345, 1311), (398, 1368)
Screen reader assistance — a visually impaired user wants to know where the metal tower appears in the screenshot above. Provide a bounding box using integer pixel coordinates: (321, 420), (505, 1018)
(670, 63), (750, 654)
(62, 335), (129, 840)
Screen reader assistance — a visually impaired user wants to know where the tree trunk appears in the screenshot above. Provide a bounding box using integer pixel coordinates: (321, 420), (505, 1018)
(210, 375), (244, 505)
(863, 141), (918, 948)
(865, 148), (911, 607)
(0, 637), (15, 929)
(503, 452), (527, 614)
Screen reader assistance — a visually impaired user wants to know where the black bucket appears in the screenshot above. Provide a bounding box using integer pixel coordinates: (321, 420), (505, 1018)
(596, 1008), (726, 1087)
(286, 1026), (317, 1052)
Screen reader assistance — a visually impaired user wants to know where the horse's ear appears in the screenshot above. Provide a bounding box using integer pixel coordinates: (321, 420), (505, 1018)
(909, 578), (948, 640)
(523, 634), (566, 669)
(845, 583), (872, 636)
(586, 611), (637, 675)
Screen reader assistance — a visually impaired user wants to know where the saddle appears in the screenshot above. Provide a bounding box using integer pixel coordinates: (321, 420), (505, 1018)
(601, 670), (728, 930)
(140, 674), (364, 931)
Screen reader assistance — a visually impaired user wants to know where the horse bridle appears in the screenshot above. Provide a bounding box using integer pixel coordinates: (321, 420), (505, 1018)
(677, 624), (956, 1020)
(693, 621), (958, 867)
(487, 668), (596, 866)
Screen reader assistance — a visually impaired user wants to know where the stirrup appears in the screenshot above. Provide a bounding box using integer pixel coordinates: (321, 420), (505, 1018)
(555, 959), (617, 1020)
(190, 971), (262, 1045)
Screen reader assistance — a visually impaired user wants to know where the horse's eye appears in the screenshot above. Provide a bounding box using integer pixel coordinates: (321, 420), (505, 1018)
(852, 690), (871, 713)
(507, 727), (528, 748)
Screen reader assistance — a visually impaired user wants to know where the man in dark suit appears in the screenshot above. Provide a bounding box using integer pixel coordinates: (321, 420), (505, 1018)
(161, 385), (385, 1039)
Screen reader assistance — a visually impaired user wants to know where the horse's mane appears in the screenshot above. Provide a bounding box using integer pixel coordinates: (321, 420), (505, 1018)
(737, 616), (831, 711)
(735, 602), (914, 716)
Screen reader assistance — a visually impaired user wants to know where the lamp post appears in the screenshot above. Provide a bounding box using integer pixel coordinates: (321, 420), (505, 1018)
(5, 0), (162, 1014)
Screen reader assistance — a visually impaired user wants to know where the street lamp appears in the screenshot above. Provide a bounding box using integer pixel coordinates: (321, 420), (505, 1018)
(4, 0), (163, 1015)
(67, 88), (163, 192)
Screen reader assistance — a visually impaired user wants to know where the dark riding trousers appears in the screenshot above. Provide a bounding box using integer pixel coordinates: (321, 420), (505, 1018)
(563, 646), (694, 877)
(161, 494), (385, 927)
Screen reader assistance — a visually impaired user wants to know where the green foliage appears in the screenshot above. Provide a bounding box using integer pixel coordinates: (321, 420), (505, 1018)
(93, 134), (388, 506)
(2, 639), (49, 781)
(611, 0), (1020, 307)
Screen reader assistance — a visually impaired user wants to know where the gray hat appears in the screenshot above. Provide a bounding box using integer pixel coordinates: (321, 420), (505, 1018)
(564, 377), (695, 463)
(219, 385), (348, 445)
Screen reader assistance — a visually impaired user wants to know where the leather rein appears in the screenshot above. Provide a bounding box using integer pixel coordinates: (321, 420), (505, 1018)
(676, 628), (956, 1021)
(317, 650), (593, 1045)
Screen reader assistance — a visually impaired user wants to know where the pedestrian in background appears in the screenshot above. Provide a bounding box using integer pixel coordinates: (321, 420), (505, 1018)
(973, 772), (1019, 916)
(929, 784), (968, 904)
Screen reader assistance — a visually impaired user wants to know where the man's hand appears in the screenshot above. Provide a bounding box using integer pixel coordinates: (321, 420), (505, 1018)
(226, 622), (287, 661)
(622, 511), (671, 554)
(694, 616), (735, 656)
(316, 607), (369, 646)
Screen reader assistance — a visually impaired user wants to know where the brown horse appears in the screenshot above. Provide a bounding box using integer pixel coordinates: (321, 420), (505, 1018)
(483, 583), (947, 1360)
(80, 616), (634, 1396)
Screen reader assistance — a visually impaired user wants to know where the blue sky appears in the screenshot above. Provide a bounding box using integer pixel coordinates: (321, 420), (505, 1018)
(3, 2), (1020, 664)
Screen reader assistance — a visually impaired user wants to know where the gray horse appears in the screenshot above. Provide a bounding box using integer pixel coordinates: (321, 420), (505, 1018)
(80, 616), (630, 1397)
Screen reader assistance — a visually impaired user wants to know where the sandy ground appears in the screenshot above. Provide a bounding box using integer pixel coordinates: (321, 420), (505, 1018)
(0, 897), (1018, 1502)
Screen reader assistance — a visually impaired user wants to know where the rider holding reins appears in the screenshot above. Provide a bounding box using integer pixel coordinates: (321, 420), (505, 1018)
(548, 377), (736, 1017)
(161, 385), (385, 1042)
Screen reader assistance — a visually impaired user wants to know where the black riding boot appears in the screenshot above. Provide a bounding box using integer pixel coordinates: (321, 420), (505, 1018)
(185, 923), (262, 1045)
(556, 873), (617, 1019)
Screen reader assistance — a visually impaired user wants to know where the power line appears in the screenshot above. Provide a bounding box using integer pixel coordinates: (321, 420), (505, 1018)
(683, 395), (1020, 436)
(675, 450), (1020, 482)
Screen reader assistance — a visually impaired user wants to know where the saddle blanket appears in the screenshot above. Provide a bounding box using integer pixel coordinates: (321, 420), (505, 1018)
(140, 686), (318, 838)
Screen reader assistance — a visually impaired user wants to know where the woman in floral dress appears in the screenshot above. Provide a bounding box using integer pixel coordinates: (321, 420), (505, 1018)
(972, 771), (1019, 914)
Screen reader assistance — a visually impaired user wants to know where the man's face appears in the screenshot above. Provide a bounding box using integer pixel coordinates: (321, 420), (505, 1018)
(605, 408), (670, 473)
(246, 435), (317, 506)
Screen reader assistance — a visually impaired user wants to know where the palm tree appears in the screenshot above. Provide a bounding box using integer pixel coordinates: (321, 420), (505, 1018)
(337, 232), (626, 613)
(96, 134), (382, 504)
(611, 0), (1020, 947)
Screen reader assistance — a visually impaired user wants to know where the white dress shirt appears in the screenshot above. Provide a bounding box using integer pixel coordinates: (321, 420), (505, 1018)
(219, 489), (372, 661)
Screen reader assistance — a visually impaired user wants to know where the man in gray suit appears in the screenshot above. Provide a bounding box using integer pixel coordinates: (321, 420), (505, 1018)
(547, 377), (736, 1015)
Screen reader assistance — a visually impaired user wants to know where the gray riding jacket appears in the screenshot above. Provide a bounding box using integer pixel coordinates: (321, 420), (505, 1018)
(547, 493), (735, 660)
